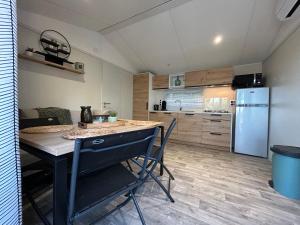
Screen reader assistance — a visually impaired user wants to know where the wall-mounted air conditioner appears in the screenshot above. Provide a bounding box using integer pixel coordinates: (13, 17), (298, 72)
(276, 0), (300, 21)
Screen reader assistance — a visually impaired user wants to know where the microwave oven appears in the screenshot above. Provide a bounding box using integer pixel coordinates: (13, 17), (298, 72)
(232, 73), (264, 89)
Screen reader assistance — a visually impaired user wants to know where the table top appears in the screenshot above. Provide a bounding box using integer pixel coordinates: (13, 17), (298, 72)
(20, 120), (163, 156)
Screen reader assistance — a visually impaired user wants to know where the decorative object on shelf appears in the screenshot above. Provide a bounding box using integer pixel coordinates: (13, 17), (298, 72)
(169, 73), (185, 89)
(175, 76), (182, 86)
(75, 62), (84, 73)
(108, 110), (118, 122)
(80, 106), (93, 123)
(39, 29), (72, 65)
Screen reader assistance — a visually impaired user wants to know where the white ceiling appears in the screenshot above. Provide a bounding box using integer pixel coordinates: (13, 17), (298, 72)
(18, 0), (299, 74)
(17, 0), (190, 32)
(105, 0), (284, 74)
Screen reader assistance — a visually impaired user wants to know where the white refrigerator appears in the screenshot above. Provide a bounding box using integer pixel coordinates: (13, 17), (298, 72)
(234, 87), (269, 157)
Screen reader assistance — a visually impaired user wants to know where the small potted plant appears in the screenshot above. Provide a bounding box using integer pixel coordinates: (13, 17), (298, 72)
(108, 110), (117, 122)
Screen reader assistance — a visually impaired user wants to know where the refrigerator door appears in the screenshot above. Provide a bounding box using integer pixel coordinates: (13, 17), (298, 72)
(234, 105), (269, 157)
(236, 88), (269, 105)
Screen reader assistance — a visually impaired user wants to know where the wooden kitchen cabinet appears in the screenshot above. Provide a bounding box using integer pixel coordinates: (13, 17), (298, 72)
(149, 111), (160, 121)
(185, 70), (207, 87)
(203, 67), (233, 85)
(149, 112), (177, 139)
(159, 112), (178, 139)
(133, 73), (149, 121)
(201, 132), (231, 148)
(152, 75), (169, 89)
(185, 67), (233, 87)
(201, 113), (232, 149)
(149, 111), (232, 150)
(177, 113), (203, 143)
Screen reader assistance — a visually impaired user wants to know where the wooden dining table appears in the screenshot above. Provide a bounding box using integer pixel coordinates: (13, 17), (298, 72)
(20, 120), (164, 225)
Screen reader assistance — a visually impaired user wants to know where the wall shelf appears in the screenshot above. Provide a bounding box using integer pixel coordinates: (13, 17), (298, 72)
(18, 54), (84, 75)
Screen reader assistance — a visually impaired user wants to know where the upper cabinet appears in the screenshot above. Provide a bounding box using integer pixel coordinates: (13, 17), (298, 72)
(185, 70), (207, 87)
(203, 67), (233, 86)
(152, 75), (169, 89)
(151, 67), (234, 89)
(185, 67), (233, 87)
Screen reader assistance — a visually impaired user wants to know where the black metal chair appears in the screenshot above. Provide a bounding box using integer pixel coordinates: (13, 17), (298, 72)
(131, 118), (176, 203)
(21, 117), (60, 225)
(67, 127), (159, 225)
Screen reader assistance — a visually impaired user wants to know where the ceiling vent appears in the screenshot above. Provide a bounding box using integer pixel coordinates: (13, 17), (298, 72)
(276, 0), (300, 21)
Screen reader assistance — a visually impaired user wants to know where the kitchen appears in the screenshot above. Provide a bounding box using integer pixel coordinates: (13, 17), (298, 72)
(133, 65), (267, 156)
(1, 1), (300, 225)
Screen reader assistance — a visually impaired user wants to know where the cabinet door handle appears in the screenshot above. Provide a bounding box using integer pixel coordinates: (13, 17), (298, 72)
(146, 102), (148, 110)
(209, 132), (222, 136)
(210, 114), (222, 117)
(210, 119), (222, 122)
(185, 113), (195, 116)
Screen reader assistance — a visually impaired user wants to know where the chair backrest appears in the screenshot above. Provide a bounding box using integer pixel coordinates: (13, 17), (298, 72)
(145, 118), (176, 177)
(161, 118), (176, 151)
(19, 117), (60, 129)
(68, 127), (159, 220)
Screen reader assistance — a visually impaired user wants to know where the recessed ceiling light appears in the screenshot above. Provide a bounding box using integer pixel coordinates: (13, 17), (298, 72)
(213, 35), (223, 45)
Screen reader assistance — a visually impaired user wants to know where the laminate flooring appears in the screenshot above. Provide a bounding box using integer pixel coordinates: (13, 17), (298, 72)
(23, 143), (300, 225)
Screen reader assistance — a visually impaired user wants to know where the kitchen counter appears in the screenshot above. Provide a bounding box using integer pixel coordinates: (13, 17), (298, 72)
(148, 110), (233, 151)
(149, 110), (233, 115)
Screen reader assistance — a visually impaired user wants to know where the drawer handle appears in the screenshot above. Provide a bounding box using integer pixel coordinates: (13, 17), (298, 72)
(150, 112), (157, 114)
(164, 112), (172, 114)
(210, 119), (222, 122)
(209, 132), (222, 136)
(185, 113), (195, 116)
(210, 114), (222, 117)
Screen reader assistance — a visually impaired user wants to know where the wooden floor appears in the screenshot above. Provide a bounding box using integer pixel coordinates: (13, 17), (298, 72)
(23, 143), (300, 225)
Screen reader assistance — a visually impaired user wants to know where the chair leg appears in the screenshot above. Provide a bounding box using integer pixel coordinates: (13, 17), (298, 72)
(160, 162), (175, 180)
(126, 160), (134, 172)
(90, 196), (132, 225)
(26, 192), (51, 225)
(149, 172), (175, 203)
(146, 160), (154, 169)
(131, 191), (146, 225)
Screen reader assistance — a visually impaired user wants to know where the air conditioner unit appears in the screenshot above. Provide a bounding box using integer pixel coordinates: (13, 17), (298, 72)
(276, 0), (300, 21)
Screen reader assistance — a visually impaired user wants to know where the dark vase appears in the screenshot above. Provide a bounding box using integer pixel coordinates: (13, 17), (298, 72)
(80, 106), (93, 123)
(175, 76), (181, 86)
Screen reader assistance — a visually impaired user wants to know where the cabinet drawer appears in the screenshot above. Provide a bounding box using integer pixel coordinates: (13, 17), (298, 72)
(177, 113), (202, 143)
(202, 118), (231, 133)
(202, 131), (230, 147)
(201, 113), (231, 121)
(149, 112), (160, 121)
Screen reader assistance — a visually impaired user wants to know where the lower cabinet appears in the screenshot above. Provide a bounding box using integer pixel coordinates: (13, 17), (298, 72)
(149, 111), (178, 139)
(201, 132), (230, 148)
(149, 112), (232, 150)
(177, 113), (203, 143)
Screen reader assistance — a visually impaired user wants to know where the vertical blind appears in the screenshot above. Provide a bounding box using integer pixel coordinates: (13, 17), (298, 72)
(0, 0), (22, 224)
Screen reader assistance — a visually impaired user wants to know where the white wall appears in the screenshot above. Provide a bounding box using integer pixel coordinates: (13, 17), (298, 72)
(18, 25), (133, 119)
(263, 25), (300, 158)
(233, 63), (262, 75)
(17, 9), (137, 73)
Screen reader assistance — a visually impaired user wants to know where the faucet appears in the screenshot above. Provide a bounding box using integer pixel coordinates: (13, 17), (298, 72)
(175, 99), (182, 111)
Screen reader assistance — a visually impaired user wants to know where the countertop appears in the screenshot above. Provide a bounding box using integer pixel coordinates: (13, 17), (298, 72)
(149, 110), (233, 115)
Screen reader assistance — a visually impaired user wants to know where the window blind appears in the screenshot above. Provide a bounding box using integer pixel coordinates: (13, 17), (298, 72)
(0, 0), (22, 224)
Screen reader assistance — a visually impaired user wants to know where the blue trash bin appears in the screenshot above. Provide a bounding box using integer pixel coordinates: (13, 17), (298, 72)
(270, 145), (300, 200)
